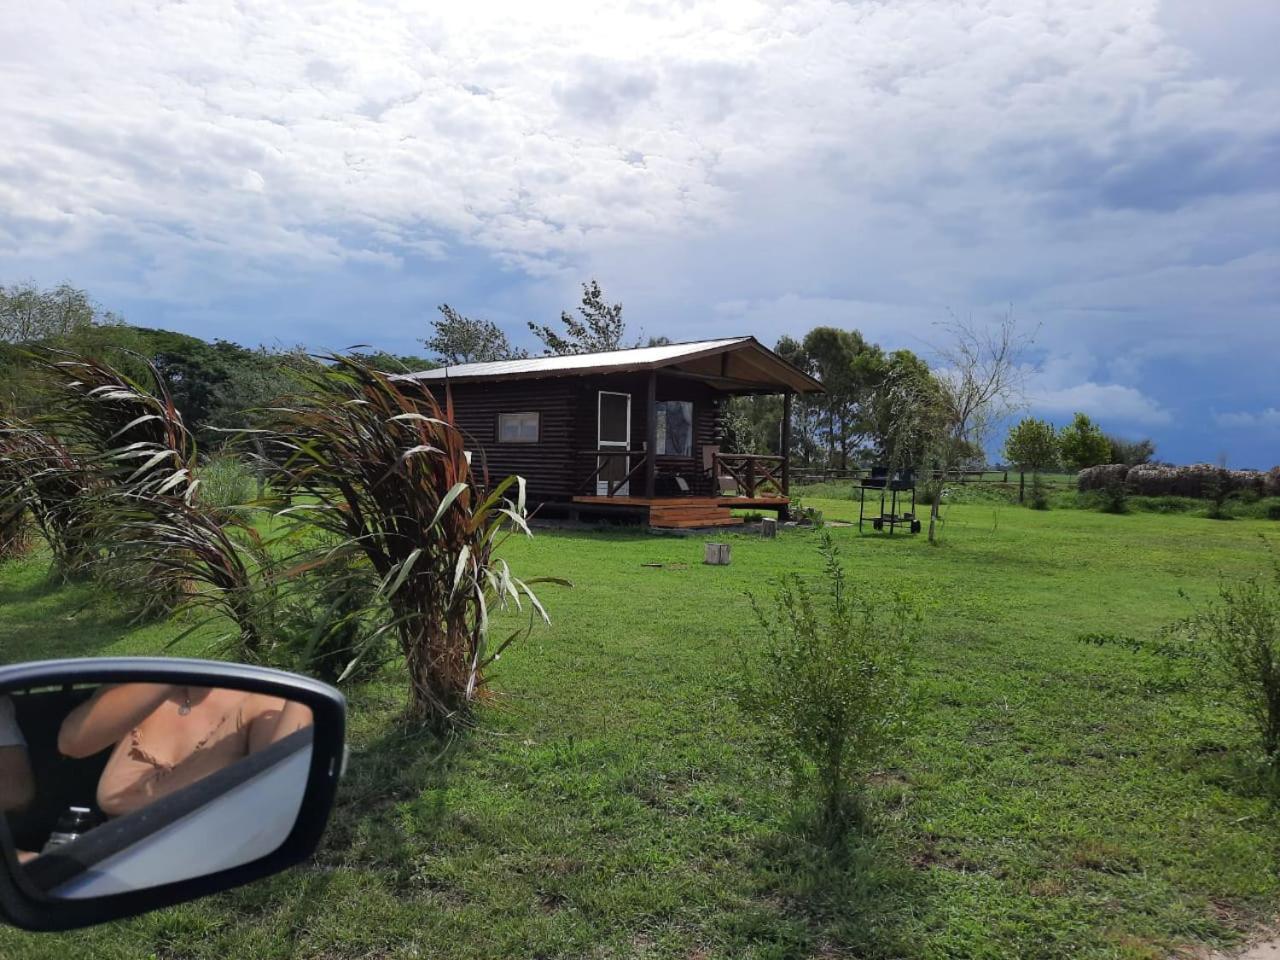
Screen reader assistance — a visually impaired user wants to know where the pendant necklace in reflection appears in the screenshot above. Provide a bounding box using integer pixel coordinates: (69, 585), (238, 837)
(178, 687), (192, 716)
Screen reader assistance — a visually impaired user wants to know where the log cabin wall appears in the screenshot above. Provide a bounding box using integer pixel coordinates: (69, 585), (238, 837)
(422, 379), (578, 504)
(426, 372), (728, 505)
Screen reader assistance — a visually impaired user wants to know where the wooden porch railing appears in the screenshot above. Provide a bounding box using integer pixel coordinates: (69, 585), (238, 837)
(576, 450), (649, 497)
(713, 453), (785, 498)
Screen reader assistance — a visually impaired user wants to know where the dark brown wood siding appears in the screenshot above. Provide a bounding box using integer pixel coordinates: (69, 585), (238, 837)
(423, 380), (578, 504)
(424, 372), (729, 504)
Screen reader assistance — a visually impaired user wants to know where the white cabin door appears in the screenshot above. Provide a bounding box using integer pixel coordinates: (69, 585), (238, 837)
(597, 391), (631, 495)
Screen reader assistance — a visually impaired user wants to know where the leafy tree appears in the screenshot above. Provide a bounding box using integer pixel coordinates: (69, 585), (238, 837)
(348, 350), (437, 373)
(774, 335), (824, 467)
(0, 281), (104, 343)
(425, 304), (526, 365)
(801, 327), (885, 471)
(529, 279), (625, 355)
(1003, 417), (1060, 502)
(1059, 412), (1111, 471)
(1107, 434), (1155, 466)
(1, 283), (134, 414)
(869, 349), (943, 472)
(724, 394), (783, 456)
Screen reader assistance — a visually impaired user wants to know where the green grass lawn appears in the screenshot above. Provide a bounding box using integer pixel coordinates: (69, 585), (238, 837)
(1, 500), (1278, 959)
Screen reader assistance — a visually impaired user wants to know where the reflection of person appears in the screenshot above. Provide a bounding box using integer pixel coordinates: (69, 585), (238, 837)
(0, 695), (35, 813)
(58, 685), (313, 818)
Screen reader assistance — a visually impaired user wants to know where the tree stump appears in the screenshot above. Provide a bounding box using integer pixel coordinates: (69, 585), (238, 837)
(704, 542), (731, 565)
(760, 517), (778, 539)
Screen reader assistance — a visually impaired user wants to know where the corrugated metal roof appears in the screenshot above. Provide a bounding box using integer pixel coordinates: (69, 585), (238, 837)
(399, 337), (752, 381)
(395, 335), (824, 393)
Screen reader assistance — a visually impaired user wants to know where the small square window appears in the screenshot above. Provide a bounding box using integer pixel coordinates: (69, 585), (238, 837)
(498, 412), (539, 443)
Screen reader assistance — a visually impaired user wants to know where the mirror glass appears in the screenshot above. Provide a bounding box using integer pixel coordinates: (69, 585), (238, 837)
(0, 681), (314, 899)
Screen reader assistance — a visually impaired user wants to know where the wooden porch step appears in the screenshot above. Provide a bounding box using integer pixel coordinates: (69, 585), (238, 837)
(650, 515), (743, 529)
(650, 506), (730, 517)
(649, 507), (732, 518)
(648, 496), (745, 528)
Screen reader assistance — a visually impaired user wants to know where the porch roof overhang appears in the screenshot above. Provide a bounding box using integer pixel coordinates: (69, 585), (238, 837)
(396, 336), (824, 395)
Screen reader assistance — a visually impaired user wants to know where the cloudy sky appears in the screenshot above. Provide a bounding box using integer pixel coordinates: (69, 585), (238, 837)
(2, 0), (1277, 465)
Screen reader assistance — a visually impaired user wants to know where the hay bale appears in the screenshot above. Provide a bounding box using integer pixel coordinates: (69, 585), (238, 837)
(1126, 463), (1202, 497)
(1230, 469), (1268, 495)
(1077, 464), (1129, 492)
(1126, 463), (1266, 499)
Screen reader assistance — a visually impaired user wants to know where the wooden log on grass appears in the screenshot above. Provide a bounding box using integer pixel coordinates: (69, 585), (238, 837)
(704, 542), (731, 565)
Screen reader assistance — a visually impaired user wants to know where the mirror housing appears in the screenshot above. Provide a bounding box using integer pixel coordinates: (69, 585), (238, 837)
(0, 658), (346, 932)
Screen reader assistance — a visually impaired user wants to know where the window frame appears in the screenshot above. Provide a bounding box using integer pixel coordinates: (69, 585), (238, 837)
(497, 411), (540, 445)
(654, 400), (694, 458)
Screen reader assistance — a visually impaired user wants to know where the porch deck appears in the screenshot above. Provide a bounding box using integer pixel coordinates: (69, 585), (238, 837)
(570, 494), (789, 529)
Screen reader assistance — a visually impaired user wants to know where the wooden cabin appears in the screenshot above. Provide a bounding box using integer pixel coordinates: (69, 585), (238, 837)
(398, 337), (824, 529)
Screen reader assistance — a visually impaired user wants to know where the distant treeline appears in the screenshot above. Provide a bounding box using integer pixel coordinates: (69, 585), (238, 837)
(0, 280), (435, 448)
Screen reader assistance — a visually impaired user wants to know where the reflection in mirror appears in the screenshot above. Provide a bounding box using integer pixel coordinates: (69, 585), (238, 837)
(0, 683), (314, 899)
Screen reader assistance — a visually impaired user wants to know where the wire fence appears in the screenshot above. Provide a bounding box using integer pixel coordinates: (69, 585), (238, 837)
(791, 468), (1078, 489)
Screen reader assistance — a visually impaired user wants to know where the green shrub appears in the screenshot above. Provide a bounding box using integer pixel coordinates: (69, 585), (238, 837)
(1175, 543), (1280, 770)
(198, 453), (256, 515)
(0, 507), (32, 563)
(734, 533), (916, 841)
(92, 550), (189, 622)
(1028, 476), (1050, 510)
(0, 422), (100, 575)
(275, 544), (390, 684)
(1099, 479), (1129, 515)
(1140, 496), (1196, 514)
(1268, 503), (1280, 522)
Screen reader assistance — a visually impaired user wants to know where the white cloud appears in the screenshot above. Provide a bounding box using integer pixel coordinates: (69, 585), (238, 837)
(1, 0), (1278, 462)
(2, 0), (1275, 281)
(1216, 408), (1280, 429)
(1030, 382), (1173, 426)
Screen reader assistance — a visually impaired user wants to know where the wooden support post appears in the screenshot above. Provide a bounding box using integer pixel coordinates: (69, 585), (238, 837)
(781, 391), (792, 496)
(645, 370), (657, 499)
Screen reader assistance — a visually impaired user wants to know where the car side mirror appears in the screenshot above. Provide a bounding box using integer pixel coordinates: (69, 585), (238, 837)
(0, 658), (346, 931)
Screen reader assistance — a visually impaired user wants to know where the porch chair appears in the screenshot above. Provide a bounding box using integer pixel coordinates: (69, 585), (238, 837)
(702, 444), (738, 496)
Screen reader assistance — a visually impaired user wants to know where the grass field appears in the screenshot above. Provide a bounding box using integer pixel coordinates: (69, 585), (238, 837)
(1, 497), (1278, 959)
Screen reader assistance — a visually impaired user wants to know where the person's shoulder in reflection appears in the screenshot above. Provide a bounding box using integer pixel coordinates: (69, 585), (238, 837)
(0, 694), (35, 813)
(58, 684), (314, 818)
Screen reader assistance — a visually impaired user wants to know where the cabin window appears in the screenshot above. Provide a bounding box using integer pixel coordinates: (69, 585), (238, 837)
(655, 401), (693, 457)
(498, 412), (540, 443)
